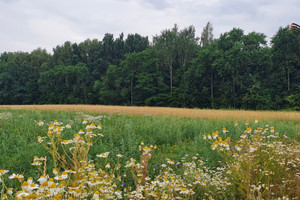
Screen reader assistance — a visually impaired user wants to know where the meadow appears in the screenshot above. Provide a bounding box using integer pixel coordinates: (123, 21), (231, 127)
(0, 106), (299, 199)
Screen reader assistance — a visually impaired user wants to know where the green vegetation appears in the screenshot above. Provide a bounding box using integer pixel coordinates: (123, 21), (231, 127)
(0, 23), (299, 110)
(0, 108), (299, 199)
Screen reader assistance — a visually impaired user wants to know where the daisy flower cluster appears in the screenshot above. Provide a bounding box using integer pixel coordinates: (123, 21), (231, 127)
(0, 118), (299, 199)
(202, 118), (300, 199)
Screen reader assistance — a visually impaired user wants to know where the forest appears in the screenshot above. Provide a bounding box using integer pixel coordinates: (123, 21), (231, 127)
(0, 23), (299, 110)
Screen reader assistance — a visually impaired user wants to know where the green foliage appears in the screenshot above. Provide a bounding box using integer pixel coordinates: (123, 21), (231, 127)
(38, 63), (89, 104)
(0, 24), (299, 110)
(0, 109), (299, 199)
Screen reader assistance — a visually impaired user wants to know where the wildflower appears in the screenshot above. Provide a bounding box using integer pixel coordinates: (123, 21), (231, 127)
(116, 154), (123, 158)
(82, 119), (88, 124)
(105, 163), (111, 168)
(240, 134), (247, 139)
(7, 188), (13, 195)
(255, 127), (262, 133)
(48, 123), (54, 130)
(53, 168), (59, 175)
(53, 120), (61, 125)
(37, 136), (44, 143)
(9, 173), (24, 181)
(234, 121), (238, 126)
(212, 132), (218, 139)
(207, 134), (212, 140)
(61, 139), (73, 145)
(66, 123), (71, 128)
(97, 152), (110, 158)
(16, 191), (29, 198)
(0, 169), (9, 176)
(37, 175), (48, 184)
(115, 190), (122, 199)
(143, 146), (152, 154)
(31, 161), (42, 166)
(38, 120), (44, 126)
(161, 164), (167, 168)
(246, 127), (252, 133)
(235, 145), (242, 151)
(222, 127), (227, 134)
(202, 134), (207, 140)
(97, 124), (103, 129)
(93, 190), (100, 199)
(166, 158), (175, 165)
(180, 187), (190, 194)
(270, 126), (275, 133)
(249, 145), (256, 153)
(233, 152), (239, 157)
(211, 142), (218, 150)
(245, 120), (249, 126)
(254, 117), (259, 123)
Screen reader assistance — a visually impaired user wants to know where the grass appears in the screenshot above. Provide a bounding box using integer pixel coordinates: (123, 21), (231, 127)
(1, 104), (300, 123)
(0, 106), (299, 199)
(0, 107), (299, 175)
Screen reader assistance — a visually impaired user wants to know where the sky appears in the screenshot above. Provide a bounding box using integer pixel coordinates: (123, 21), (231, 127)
(0, 0), (299, 54)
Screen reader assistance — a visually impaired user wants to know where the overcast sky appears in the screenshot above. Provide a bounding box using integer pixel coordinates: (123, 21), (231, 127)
(0, 0), (299, 54)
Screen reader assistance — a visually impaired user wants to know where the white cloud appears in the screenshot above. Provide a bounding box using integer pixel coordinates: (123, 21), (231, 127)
(0, 0), (299, 53)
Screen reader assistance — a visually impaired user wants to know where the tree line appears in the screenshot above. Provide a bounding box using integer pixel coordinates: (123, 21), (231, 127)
(0, 23), (299, 110)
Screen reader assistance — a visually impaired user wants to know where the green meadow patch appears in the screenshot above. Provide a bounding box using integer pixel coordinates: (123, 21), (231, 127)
(0, 108), (299, 199)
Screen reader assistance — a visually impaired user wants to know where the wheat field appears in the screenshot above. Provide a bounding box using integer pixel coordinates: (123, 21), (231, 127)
(1, 104), (300, 123)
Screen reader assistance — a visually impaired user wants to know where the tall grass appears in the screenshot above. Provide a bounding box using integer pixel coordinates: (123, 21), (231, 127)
(1, 104), (300, 123)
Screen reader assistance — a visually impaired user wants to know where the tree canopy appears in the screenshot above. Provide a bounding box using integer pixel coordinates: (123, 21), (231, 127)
(0, 24), (299, 110)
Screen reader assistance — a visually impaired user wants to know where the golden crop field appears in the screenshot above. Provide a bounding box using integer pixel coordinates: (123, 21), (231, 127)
(1, 104), (300, 123)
